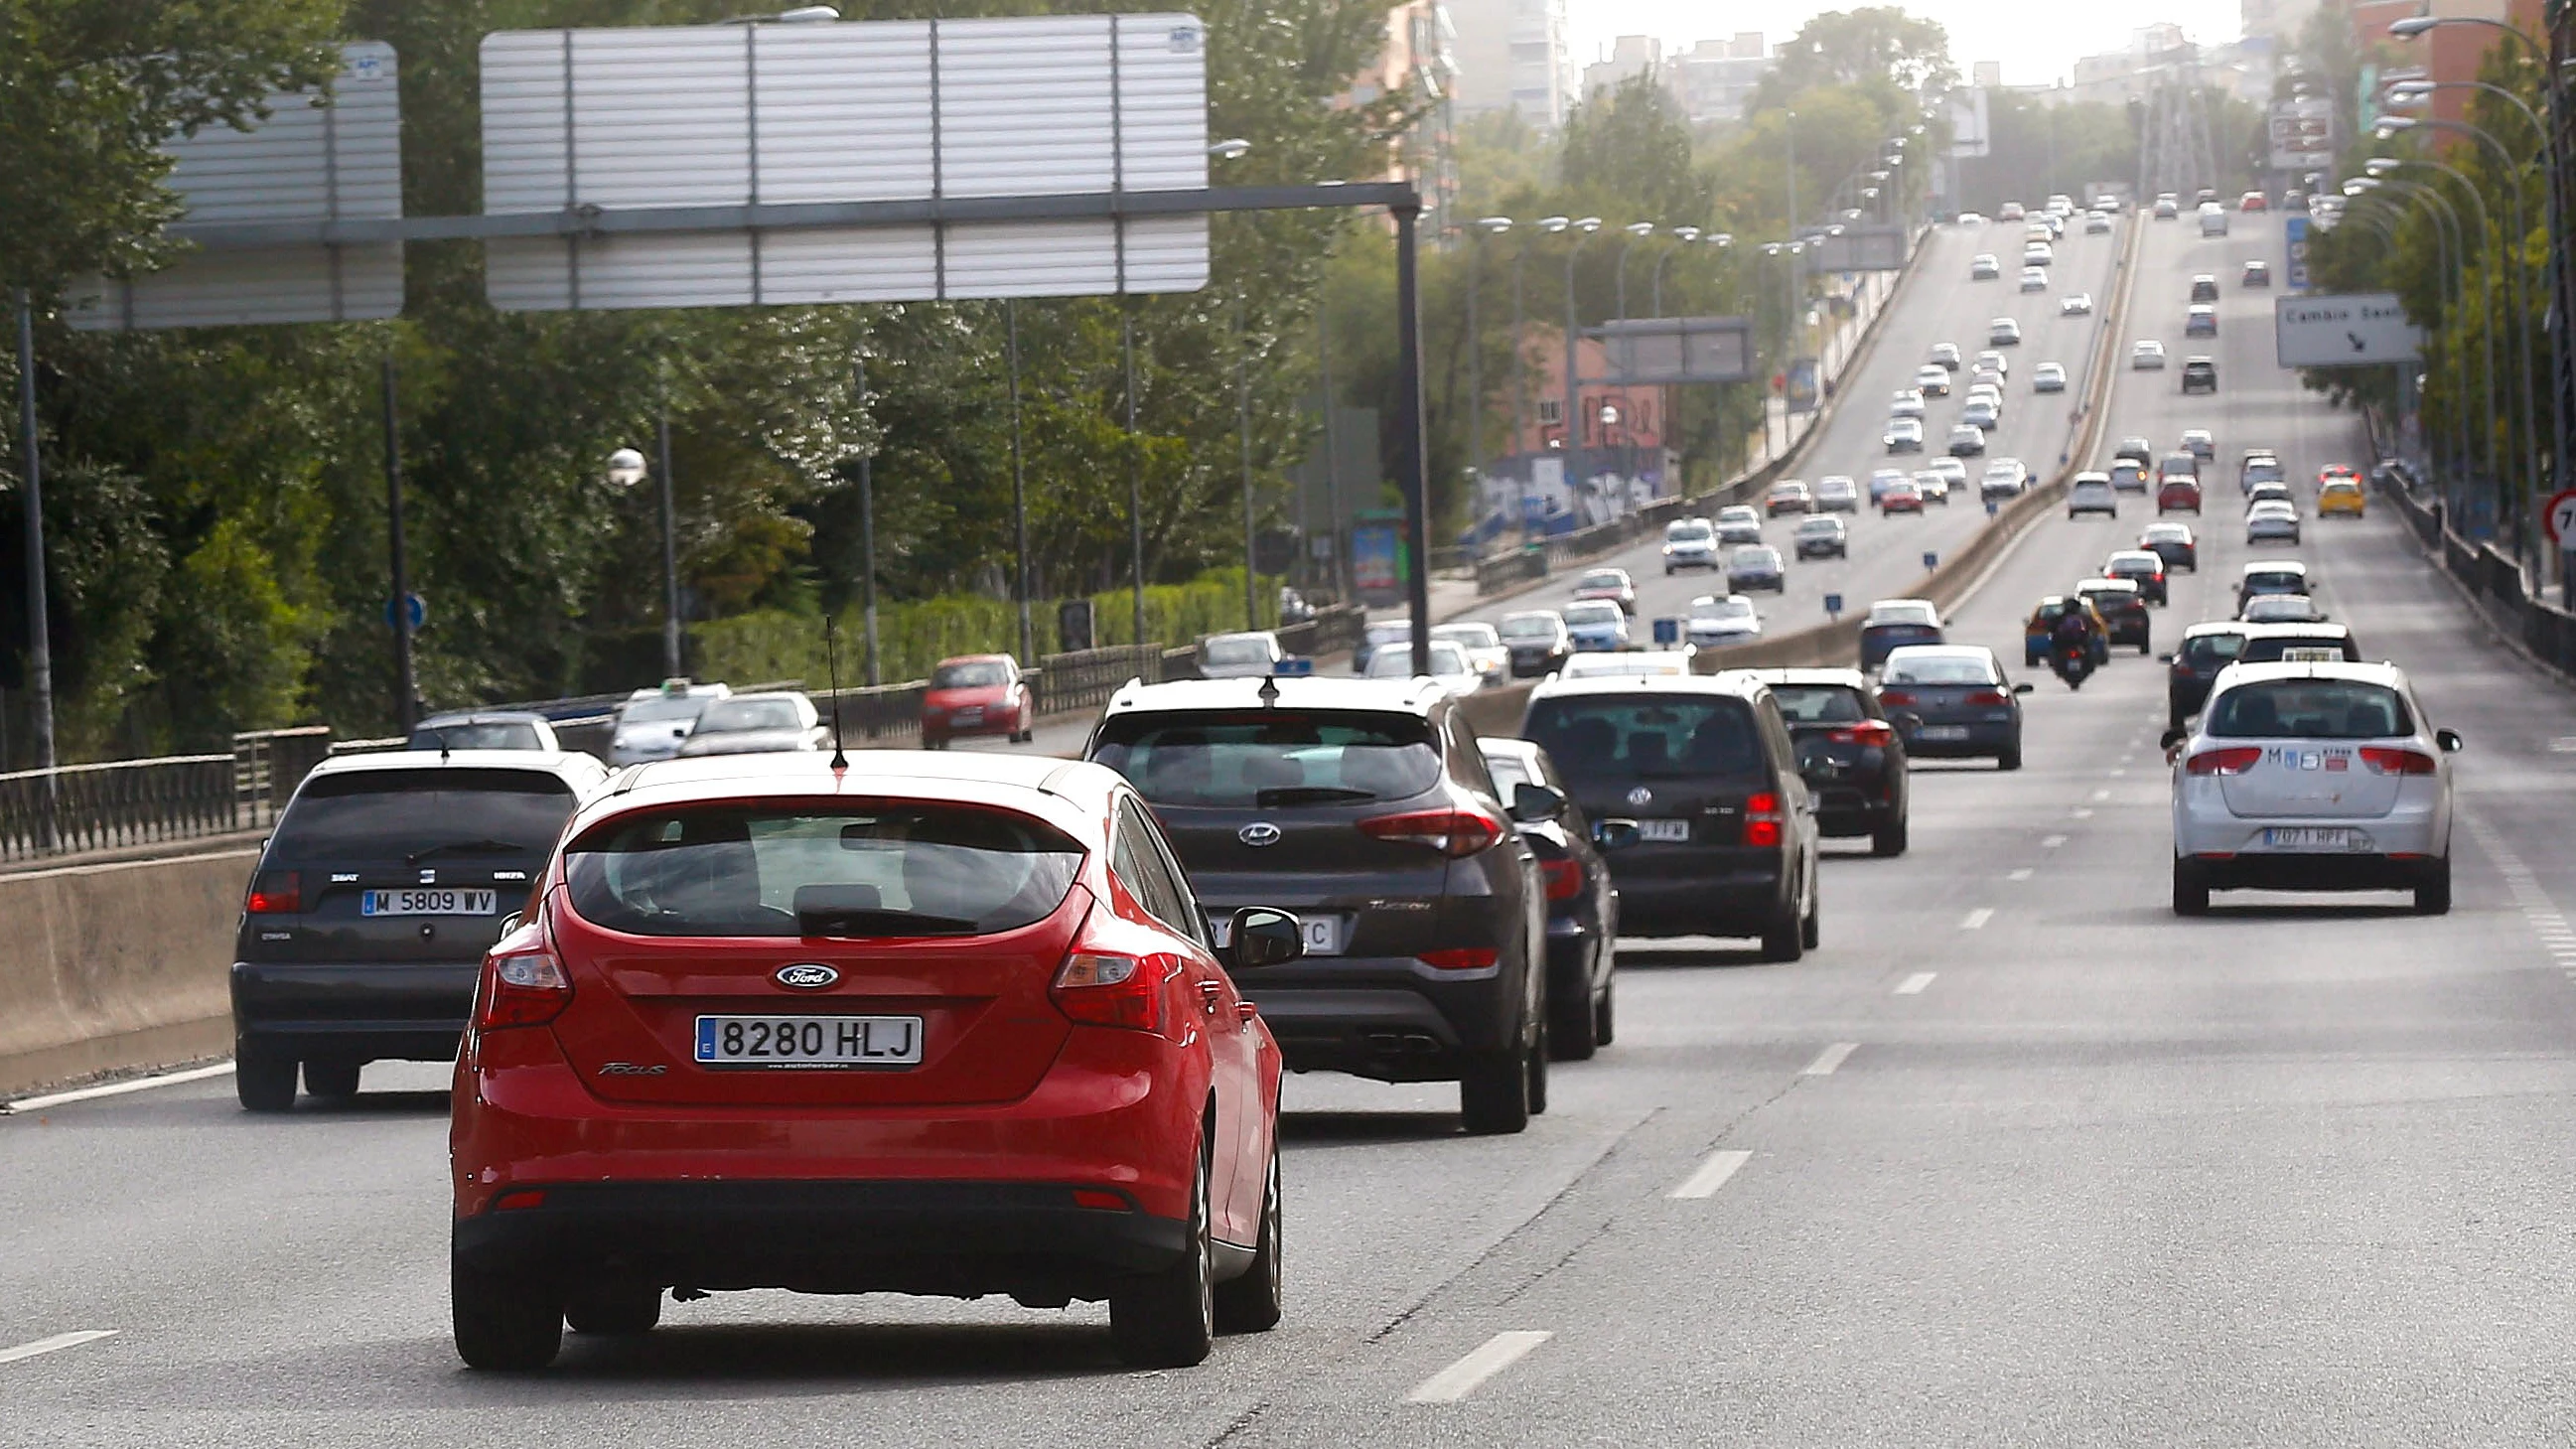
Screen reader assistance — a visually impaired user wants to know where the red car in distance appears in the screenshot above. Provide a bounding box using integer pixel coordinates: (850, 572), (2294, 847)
(448, 752), (1301, 1372)
(923, 653), (1035, 748)
(2157, 477), (2204, 514)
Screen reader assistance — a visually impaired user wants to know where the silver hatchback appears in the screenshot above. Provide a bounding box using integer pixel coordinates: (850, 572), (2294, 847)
(2166, 661), (2462, 915)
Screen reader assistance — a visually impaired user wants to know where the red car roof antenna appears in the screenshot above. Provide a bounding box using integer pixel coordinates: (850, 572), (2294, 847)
(823, 615), (850, 773)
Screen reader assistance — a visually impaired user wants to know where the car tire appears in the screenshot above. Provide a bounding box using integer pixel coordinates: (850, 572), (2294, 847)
(302, 1060), (360, 1099)
(2414, 856), (2453, 916)
(1213, 1144), (1284, 1335)
(1108, 1141), (1216, 1368)
(565, 1285), (662, 1336)
(1997, 744), (2024, 772)
(1798, 875), (1821, 950)
(1547, 975), (1599, 1063)
(1593, 977), (1616, 1047)
(1459, 1041), (1531, 1134)
(453, 1260), (563, 1371)
(1758, 892), (1804, 963)
(2172, 858), (2212, 916)
(1525, 1016), (1550, 1116)
(2138, 639), (2151, 655)
(235, 1044), (298, 1112)
(1872, 813), (1908, 857)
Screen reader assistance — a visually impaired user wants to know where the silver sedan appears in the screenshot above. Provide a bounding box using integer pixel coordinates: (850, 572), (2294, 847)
(2167, 661), (2462, 914)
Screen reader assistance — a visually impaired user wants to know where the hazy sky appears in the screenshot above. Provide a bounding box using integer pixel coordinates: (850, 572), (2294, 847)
(1566, 0), (2248, 89)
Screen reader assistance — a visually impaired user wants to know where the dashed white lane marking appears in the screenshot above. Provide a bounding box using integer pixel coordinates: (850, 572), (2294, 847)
(2091, 789), (2111, 800)
(2009, 868), (2035, 881)
(2042, 834), (2069, 848)
(2460, 815), (2576, 976)
(2072, 808), (2095, 819)
(1895, 971), (1937, 995)
(1407, 1331), (1553, 1402)
(4, 1063), (233, 1115)
(1961, 908), (1994, 930)
(1801, 1043), (1858, 1076)
(2110, 768), (2129, 777)
(1669, 1148), (1756, 1200)
(0, 1331), (117, 1367)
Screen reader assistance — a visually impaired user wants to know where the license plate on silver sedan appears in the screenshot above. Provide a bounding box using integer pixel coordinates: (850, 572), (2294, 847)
(360, 888), (497, 917)
(694, 1015), (926, 1068)
(2260, 827), (2363, 851)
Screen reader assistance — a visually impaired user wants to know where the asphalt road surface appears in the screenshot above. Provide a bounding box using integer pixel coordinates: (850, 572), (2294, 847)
(12, 206), (2576, 1445)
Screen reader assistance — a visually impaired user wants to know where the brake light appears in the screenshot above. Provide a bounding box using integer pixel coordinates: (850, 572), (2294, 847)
(245, 870), (300, 914)
(1539, 858), (1585, 902)
(1965, 689), (2010, 706)
(2360, 746), (2437, 776)
(1743, 792), (1784, 848)
(1878, 689), (1917, 706)
(2186, 746), (2263, 776)
(475, 944), (572, 1030)
(1827, 720), (1896, 747)
(1418, 946), (1500, 971)
(1051, 951), (1162, 1032)
(1359, 807), (1504, 857)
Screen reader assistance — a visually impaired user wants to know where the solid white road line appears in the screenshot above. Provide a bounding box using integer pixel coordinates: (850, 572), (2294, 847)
(1802, 1043), (1858, 1076)
(1960, 908), (1993, 930)
(2090, 789), (2111, 800)
(2071, 808), (2095, 819)
(1895, 971), (1936, 995)
(0, 1331), (117, 1367)
(2042, 834), (2069, 848)
(4, 1063), (234, 1115)
(2008, 868), (2035, 881)
(1669, 1149), (1755, 1200)
(1406, 1331), (1553, 1403)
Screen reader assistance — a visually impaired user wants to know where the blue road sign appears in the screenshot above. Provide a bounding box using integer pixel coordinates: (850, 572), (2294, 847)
(1652, 618), (1682, 646)
(1922, 551), (1938, 571)
(383, 592), (425, 631)
(1823, 592), (1845, 617)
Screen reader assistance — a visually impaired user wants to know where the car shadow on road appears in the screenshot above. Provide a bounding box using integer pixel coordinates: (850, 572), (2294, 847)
(1278, 1109), (1462, 1144)
(2198, 901), (2422, 920)
(435, 1320), (1127, 1391)
(1611, 942), (1769, 969)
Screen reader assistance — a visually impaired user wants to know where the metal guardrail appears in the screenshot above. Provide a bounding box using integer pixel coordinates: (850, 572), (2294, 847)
(0, 755), (241, 864)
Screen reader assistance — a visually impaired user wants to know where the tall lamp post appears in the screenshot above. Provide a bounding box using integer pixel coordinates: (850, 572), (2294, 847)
(606, 443), (683, 680)
(1614, 220), (1655, 322)
(2370, 158), (2503, 521)
(2343, 183), (2467, 484)
(1560, 216), (1602, 503)
(1467, 216), (1513, 554)
(2348, 177), (2477, 511)
(1647, 225), (1701, 319)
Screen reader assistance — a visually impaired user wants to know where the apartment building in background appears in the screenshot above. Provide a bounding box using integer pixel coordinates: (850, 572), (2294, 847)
(1675, 34), (1772, 124)
(1445, 0), (1574, 125)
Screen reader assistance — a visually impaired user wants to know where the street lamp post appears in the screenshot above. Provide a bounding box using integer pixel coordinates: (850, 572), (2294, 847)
(1468, 217), (1513, 552)
(1515, 219), (1560, 544)
(1562, 217), (1602, 502)
(607, 402), (684, 684)
(2348, 178), (2475, 511)
(1615, 220), (1655, 322)
(2372, 157), (2504, 526)
(1648, 225), (1700, 320)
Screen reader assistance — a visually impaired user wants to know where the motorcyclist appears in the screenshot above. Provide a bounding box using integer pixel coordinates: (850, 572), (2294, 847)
(2049, 603), (2098, 684)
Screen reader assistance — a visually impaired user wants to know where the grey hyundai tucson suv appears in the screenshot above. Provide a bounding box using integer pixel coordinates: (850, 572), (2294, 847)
(230, 750), (608, 1110)
(1086, 676), (1550, 1134)
(1518, 672), (1822, 961)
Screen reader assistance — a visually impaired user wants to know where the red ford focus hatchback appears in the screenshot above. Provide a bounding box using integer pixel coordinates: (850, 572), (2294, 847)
(922, 653), (1035, 748)
(449, 750), (1301, 1371)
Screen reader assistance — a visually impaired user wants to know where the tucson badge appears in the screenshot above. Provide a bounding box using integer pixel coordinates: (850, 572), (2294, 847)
(774, 963), (840, 990)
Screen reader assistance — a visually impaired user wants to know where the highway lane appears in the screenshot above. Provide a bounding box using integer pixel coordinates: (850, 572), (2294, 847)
(1441, 213), (2125, 652)
(13, 205), (2576, 1444)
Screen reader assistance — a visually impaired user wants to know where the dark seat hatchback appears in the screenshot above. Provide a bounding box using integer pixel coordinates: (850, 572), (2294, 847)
(1479, 738), (1619, 1060)
(230, 751), (608, 1110)
(1735, 668), (1910, 856)
(1518, 673), (1820, 962)
(1087, 677), (1550, 1135)
(2164, 623), (2247, 726)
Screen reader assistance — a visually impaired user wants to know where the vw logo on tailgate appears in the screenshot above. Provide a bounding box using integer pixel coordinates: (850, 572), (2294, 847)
(774, 963), (840, 990)
(1238, 822), (1283, 847)
(1626, 787), (1653, 808)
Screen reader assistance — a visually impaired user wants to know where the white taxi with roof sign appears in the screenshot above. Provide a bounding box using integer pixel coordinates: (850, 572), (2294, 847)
(2166, 660), (2462, 916)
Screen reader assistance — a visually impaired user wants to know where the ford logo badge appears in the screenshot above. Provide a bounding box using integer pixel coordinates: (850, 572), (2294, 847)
(1626, 786), (1652, 807)
(1238, 822), (1283, 847)
(774, 963), (839, 990)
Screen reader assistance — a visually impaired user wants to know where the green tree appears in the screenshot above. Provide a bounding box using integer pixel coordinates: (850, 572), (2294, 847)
(1755, 7), (1956, 109)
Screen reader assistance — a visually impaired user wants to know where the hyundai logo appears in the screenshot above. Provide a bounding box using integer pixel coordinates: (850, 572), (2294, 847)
(774, 963), (840, 990)
(1626, 787), (1653, 808)
(1238, 822), (1283, 847)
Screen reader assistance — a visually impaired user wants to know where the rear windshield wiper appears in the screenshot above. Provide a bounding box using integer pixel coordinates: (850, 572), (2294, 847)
(1255, 786), (1377, 806)
(406, 837), (526, 864)
(796, 907), (978, 938)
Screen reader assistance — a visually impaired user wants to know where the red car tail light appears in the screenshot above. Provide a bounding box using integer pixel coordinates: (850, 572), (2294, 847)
(476, 944), (572, 1030)
(2186, 746), (2263, 776)
(1878, 689), (1917, 707)
(1051, 951), (1161, 1032)
(1964, 689), (2010, 706)
(1743, 792), (1784, 848)
(1418, 946), (1500, 971)
(2360, 746), (2437, 776)
(1827, 720), (1896, 747)
(245, 870), (300, 914)
(1539, 858), (1585, 901)
(1359, 807), (1504, 857)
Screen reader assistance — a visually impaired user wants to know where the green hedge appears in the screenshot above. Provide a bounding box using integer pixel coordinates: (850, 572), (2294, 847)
(692, 569), (1276, 686)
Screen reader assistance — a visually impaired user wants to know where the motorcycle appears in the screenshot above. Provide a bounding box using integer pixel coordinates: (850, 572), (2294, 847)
(2053, 640), (2094, 690)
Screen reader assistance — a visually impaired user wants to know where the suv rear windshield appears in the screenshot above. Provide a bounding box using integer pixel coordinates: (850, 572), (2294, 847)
(2181, 633), (2246, 666)
(1523, 695), (1762, 780)
(271, 769), (577, 860)
(2208, 680), (2412, 740)
(1091, 712), (1441, 807)
(1767, 685), (1869, 724)
(565, 804), (1082, 939)
(2244, 570), (2306, 593)
(2238, 634), (2361, 663)
(1501, 615), (1560, 641)
(1202, 636), (1274, 666)
(408, 721), (543, 750)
